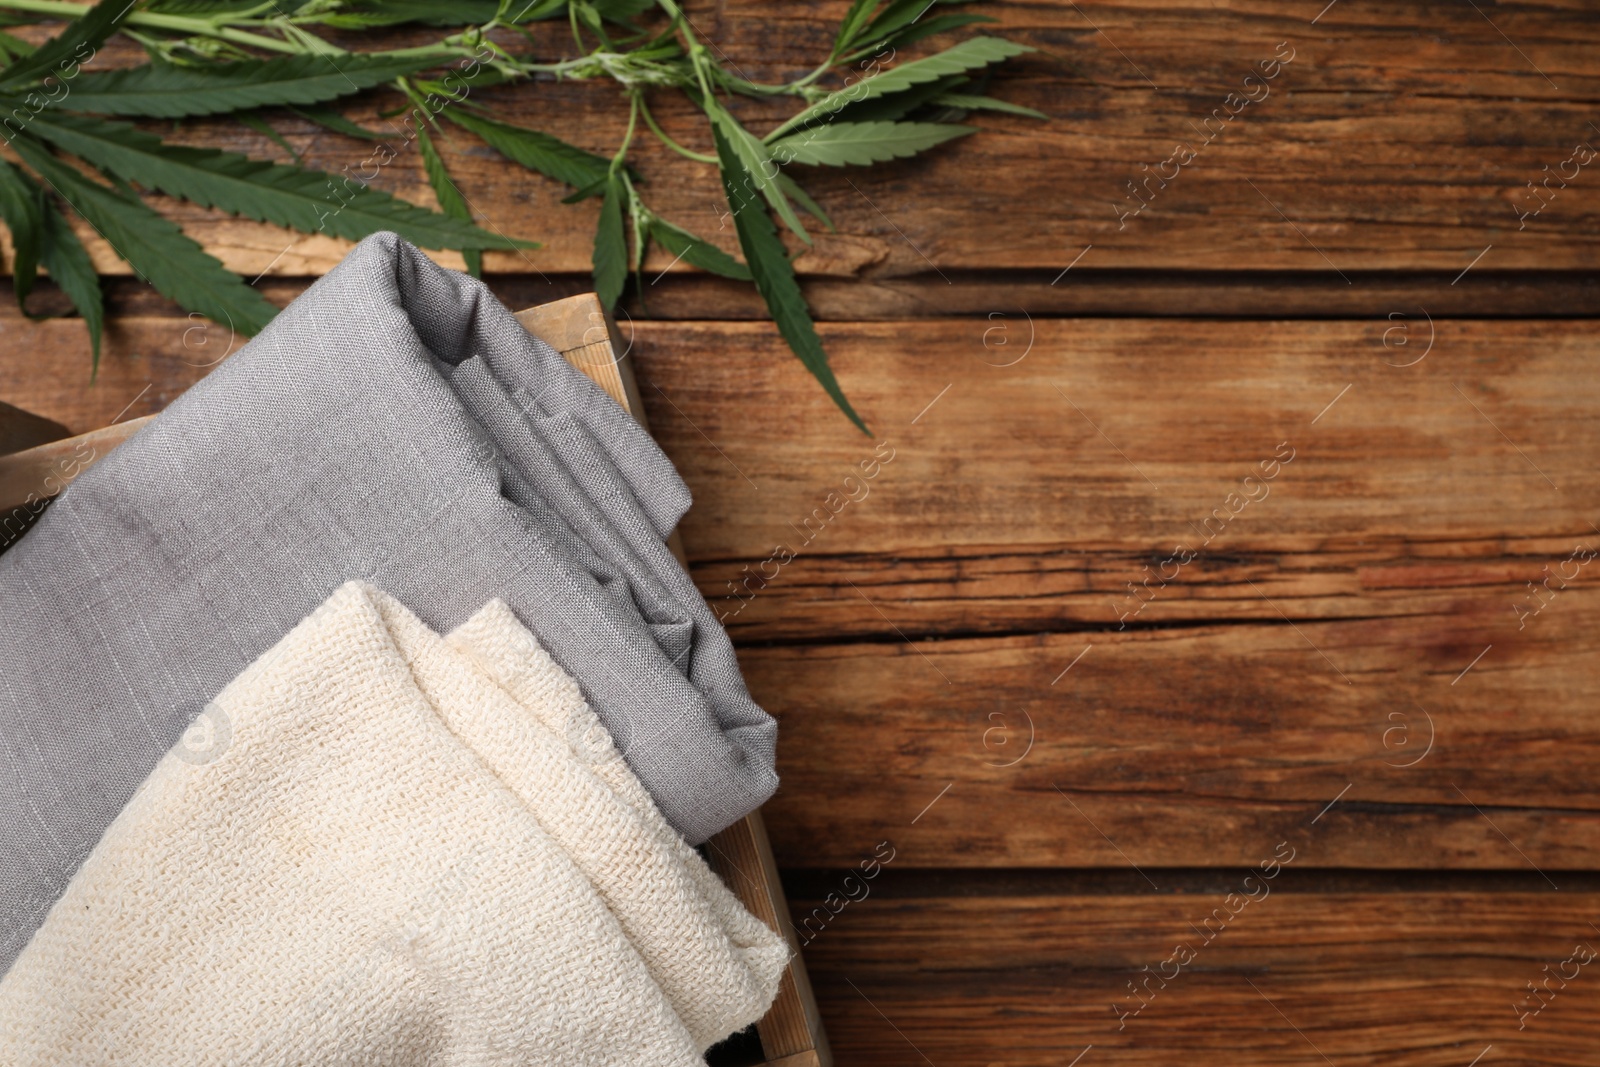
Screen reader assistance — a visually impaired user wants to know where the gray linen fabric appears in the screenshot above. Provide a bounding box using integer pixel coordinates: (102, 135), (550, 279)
(0, 233), (777, 975)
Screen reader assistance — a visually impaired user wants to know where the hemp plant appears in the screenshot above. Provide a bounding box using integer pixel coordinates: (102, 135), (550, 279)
(0, 0), (1040, 429)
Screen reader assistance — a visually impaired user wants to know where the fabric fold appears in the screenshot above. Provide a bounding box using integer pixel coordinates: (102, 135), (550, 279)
(442, 600), (787, 1048)
(0, 232), (778, 976)
(0, 582), (786, 1065)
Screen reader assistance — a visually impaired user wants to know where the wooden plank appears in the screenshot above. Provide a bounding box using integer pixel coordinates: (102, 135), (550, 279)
(700, 810), (832, 1067)
(0, 310), (208, 434)
(0, 400), (76, 550)
(692, 534), (1600, 642)
(746, 595), (1600, 869)
(0, 417), (152, 515)
(617, 269), (1600, 322)
(787, 876), (1600, 1065)
(0, 400), (67, 455)
(13, 316), (1592, 551)
(619, 318), (1600, 562)
(37, 269), (1600, 327)
(759, 1053), (823, 1067)
(3, 2), (1599, 278)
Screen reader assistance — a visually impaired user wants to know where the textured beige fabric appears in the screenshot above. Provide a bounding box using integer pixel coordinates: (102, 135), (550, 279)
(444, 602), (789, 1049)
(0, 582), (786, 1065)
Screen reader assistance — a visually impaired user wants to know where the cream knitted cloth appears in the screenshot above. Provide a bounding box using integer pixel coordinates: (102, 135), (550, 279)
(0, 582), (787, 1065)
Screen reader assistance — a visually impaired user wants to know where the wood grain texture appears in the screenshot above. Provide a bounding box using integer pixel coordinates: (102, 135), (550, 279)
(17, 315), (1597, 559)
(634, 316), (1598, 871)
(745, 598), (1600, 869)
(616, 268), (1600, 322)
(625, 319), (1600, 561)
(22, 268), (1600, 327)
(2, 2), (1598, 282)
(789, 875), (1600, 1065)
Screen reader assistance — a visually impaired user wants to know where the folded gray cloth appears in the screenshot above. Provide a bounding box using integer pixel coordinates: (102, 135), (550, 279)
(0, 233), (778, 975)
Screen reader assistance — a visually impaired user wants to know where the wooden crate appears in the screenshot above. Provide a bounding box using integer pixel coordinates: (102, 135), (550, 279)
(0, 292), (830, 1067)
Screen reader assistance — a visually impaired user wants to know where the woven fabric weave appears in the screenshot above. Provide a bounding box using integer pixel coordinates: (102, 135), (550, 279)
(0, 582), (787, 1064)
(0, 233), (778, 975)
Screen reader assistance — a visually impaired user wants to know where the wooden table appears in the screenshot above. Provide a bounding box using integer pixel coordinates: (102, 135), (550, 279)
(4, 3), (1600, 1062)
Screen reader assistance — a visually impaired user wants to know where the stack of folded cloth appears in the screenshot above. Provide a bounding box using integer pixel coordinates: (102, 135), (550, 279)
(0, 234), (787, 1064)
